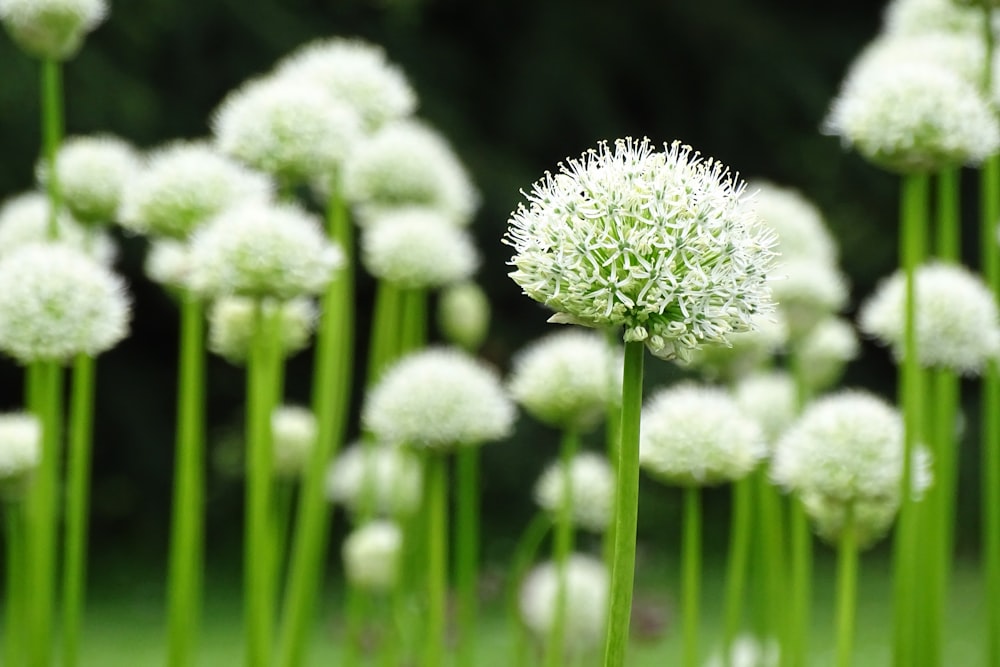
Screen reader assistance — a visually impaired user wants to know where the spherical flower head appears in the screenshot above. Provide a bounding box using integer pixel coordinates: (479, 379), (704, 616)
(0, 242), (130, 363)
(343, 119), (479, 226)
(850, 33), (986, 91)
(0, 191), (115, 264)
(681, 310), (788, 382)
(0, 0), (106, 60)
(639, 383), (766, 486)
(275, 37), (417, 133)
(519, 554), (609, 654)
(360, 207), (479, 288)
(705, 634), (779, 667)
(771, 259), (850, 340)
(208, 296), (316, 365)
(325, 443), (423, 517)
(884, 0), (989, 37)
(212, 75), (363, 188)
(144, 239), (191, 291)
(504, 138), (778, 362)
(795, 316), (859, 392)
(533, 452), (615, 533)
(801, 491), (898, 550)
(341, 520), (403, 593)
(362, 347), (515, 450)
(771, 389), (904, 504)
(858, 262), (1000, 375)
(436, 281), (491, 352)
(188, 201), (343, 300)
(745, 180), (837, 264)
(733, 371), (797, 447)
(119, 141), (273, 240)
(823, 59), (999, 173)
(271, 405), (317, 478)
(0, 412), (41, 492)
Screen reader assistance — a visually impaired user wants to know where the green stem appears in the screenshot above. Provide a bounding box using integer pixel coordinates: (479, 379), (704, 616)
(5, 500), (26, 667)
(424, 454), (448, 667)
(272, 480), (295, 591)
(788, 497), (811, 667)
(601, 340), (644, 667)
(507, 512), (552, 665)
(456, 446), (480, 667)
(935, 167), (960, 262)
(62, 353), (96, 667)
(400, 287), (428, 355)
(41, 58), (63, 240)
(544, 429), (581, 667)
(682, 486), (702, 667)
(602, 328), (623, 575)
(754, 471), (786, 647)
(277, 191), (354, 667)
(367, 281), (403, 386)
(835, 505), (858, 667)
(722, 477), (752, 667)
(166, 292), (206, 667)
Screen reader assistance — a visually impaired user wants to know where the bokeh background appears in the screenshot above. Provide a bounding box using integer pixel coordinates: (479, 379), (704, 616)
(0, 0), (971, 574)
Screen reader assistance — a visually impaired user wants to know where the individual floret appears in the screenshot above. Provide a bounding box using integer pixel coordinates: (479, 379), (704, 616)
(533, 452), (615, 533)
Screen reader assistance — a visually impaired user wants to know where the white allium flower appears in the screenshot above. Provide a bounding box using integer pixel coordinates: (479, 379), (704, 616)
(771, 390), (903, 504)
(144, 239), (190, 290)
(682, 310), (788, 382)
(0, 412), (41, 480)
(208, 296), (316, 365)
(823, 59), (999, 173)
(533, 452), (615, 533)
(212, 76), (363, 188)
(343, 119), (479, 225)
(0, 243), (130, 363)
(519, 554), (609, 654)
(795, 316), (859, 392)
(746, 180), (837, 264)
(640, 383), (766, 486)
(771, 259), (850, 339)
(341, 520), (403, 593)
(504, 138), (778, 362)
(733, 371), (797, 447)
(119, 141), (273, 239)
(704, 634), (779, 667)
(508, 329), (621, 432)
(360, 207), (479, 288)
(0, 0), (106, 59)
(437, 281), (490, 352)
(188, 201), (343, 300)
(362, 347), (515, 450)
(0, 191), (115, 263)
(883, 0), (988, 37)
(858, 262), (1000, 375)
(39, 134), (139, 225)
(850, 33), (986, 90)
(325, 443), (423, 517)
(275, 37), (417, 133)
(271, 405), (317, 478)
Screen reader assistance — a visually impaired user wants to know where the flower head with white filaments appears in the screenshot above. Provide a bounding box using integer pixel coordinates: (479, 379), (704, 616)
(504, 138), (778, 361)
(40, 134), (139, 225)
(0, 0), (106, 60)
(534, 451), (615, 533)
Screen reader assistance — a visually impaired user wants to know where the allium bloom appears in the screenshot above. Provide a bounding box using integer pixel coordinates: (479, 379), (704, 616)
(639, 383), (766, 486)
(39, 134), (139, 225)
(0, 0), (106, 59)
(0, 191), (115, 263)
(362, 347), (515, 450)
(746, 180), (837, 264)
(682, 310), (788, 382)
(275, 37), (417, 133)
(437, 281), (490, 352)
(858, 262), (1000, 375)
(801, 490), (906, 550)
(519, 554), (609, 654)
(119, 141), (272, 239)
(0, 412), (41, 480)
(733, 371), (797, 446)
(507, 329), (621, 432)
(883, 0), (989, 37)
(325, 443), (423, 517)
(504, 138), (778, 361)
(188, 202), (343, 300)
(850, 33), (986, 90)
(144, 239), (190, 290)
(212, 76), (362, 187)
(343, 119), (479, 225)
(208, 296), (316, 364)
(771, 259), (850, 339)
(271, 405), (317, 478)
(823, 59), (999, 173)
(705, 634), (779, 667)
(341, 520), (403, 593)
(360, 208), (479, 288)
(795, 316), (859, 392)
(0, 243), (130, 363)
(533, 452), (615, 533)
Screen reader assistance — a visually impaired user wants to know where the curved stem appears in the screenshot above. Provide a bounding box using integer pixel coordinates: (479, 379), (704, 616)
(722, 477), (752, 665)
(41, 58), (63, 240)
(835, 505), (858, 667)
(682, 486), (702, 667)
(544, 429), (581, 667)
(507, 512), (552, 665)
(424, 454), (448, 667)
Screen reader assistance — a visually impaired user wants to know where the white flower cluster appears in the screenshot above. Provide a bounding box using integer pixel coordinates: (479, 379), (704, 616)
(771, 259), (850, 339)
(325, 443), (423, 517)
(533, 452), (615, 533)
(745, 180), (837, 264)
(796, 317), (859, 392)
(436, 281), (490, 352)
(883, 0), (990, 37)
(0, 0), (106, 59)
(144, 239), (190, 290)
(271, 406), (317, 478)
(732, 371), (798, 446)
(851, 33), (985, 90)
(519, 554), (609, 654)
(0, 191), (115, 264)
(0, 412), (41, 481)
(504, 138), (778, 361)
(42, 134), (139, 225)
(207, 297), (316, 365)
(341, 520), (403, 593)
(682, 310), (788, 382)
(704, 634), (779, 667)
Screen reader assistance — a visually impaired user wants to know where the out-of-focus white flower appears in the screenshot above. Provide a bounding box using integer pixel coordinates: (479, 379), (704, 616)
(0, 0), (106, 59)
(858, 262), (1000, 375)
(208, 296), (316, 365)
(681, 310), (788, 382)
(0, 412), (41, 481)
(850, 33), (986, 90)
(39, 134), (139, 225)
(362, 347), (515, 451)
(640, 383), (766, 486)
(325, 443), (423, 517)
(771, 259), (850, 340)
(0, 243), (130, 363)
(0, 191), (115, 264)
(144, 239), (190, 290)
(534, 452), (615, 533)
(704, 634), (779, 667)
(271, 405), (317, 478)
(341, 520), (403, 593)
(504, 138), (778, 361)
(437, 281), (490, 352)
(508, 329), (621, 433)
(733, 371), (798, 447)
(795, 316), (859, 392)
(746, 180), (837, 264)
(519, 554), (608, 654)
(883, 0), (989, 37)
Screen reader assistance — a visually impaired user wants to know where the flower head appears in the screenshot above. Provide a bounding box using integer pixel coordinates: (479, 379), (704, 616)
(271, 405), (317, 478)
(325, 443), (423, 517)
(0, 243), (130, 363)
(208, 296), (316, 364)
(0, 412), (41, 482)
(795, 316), (859, 392)
(144, 239), (190, 290)
(733, 371), (798, 447)
(681, 310), (788, 382)
(341, 520), (403, 593)
(504, 138), (778, 361)
(436, 281), (490, 352)
(519, 554), (609, 654)
(0, 0), (106, 59)
(883, 0), (989, 37)
(746, 180), (837, 264)
(705, 634), (779, 667)
(534, 452), (615, 533)
(771, 259), (850, 340)
(40, 134), (139, 225)
(362, 347), (515, 450)
(0, 191), (115, 264)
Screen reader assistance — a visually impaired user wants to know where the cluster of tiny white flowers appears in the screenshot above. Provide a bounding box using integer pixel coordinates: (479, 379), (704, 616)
(504, 138), (778, 361)
(188, 202), (343, 300)
(436, 281), (490, 352)
(682, 310), (788, 382)
(0, 191), (115, 264)
(858, 262), (1000, 375)
(41, 134), (139, 225)
(325, 443), (423, 517)
(704, 634), (779, 667)
(144, 239), (190, 290)
(771, 259), (850, 340)
(360, 208), (479, 288)
(800, 490), (901, 550)
(344, 119), (479, 225)
(732, 371), (798, 446)
(0, 412), (41, 481)
(0, 243), (130, 363)
(362, 347), (515, 450)
(883, 0), (988, 37)
(850, 33), (986, 90)
(208, 297), (316, 364)
(0, 0), (106, 59)
(639, 383), (766, 486)
(119, 141), (272, 239)
(507, 329), (621, 432)
(533, 452), (615, 533)
(746, 180), (837, 264)
(271, 405), (317, 478)
(519, 554), (609, 654)
(341, 520), (403, 593)
(795, 316), (859, 392)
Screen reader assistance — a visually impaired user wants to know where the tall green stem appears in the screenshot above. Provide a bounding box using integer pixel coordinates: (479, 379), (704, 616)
(277, 191), (354, 667)
(400, 287), (427, 355)
(507, 512), (552, 665)
(41, 58), (63, 240)
(544, 429), (581, 667)
(602, 341), (644, 667)
(367, 281), (403, 385)
(835, 505), (858, 667)
(166, 292), (206, 667)
(424, 454), (448, 667)
(722, 477), (752, 666)
(455, 446), (480, 667)
(787, 497), (811, 667)
(4, 500), (26, 667)
(682, 486), (702, 667)
(754, 471), (786, 648)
